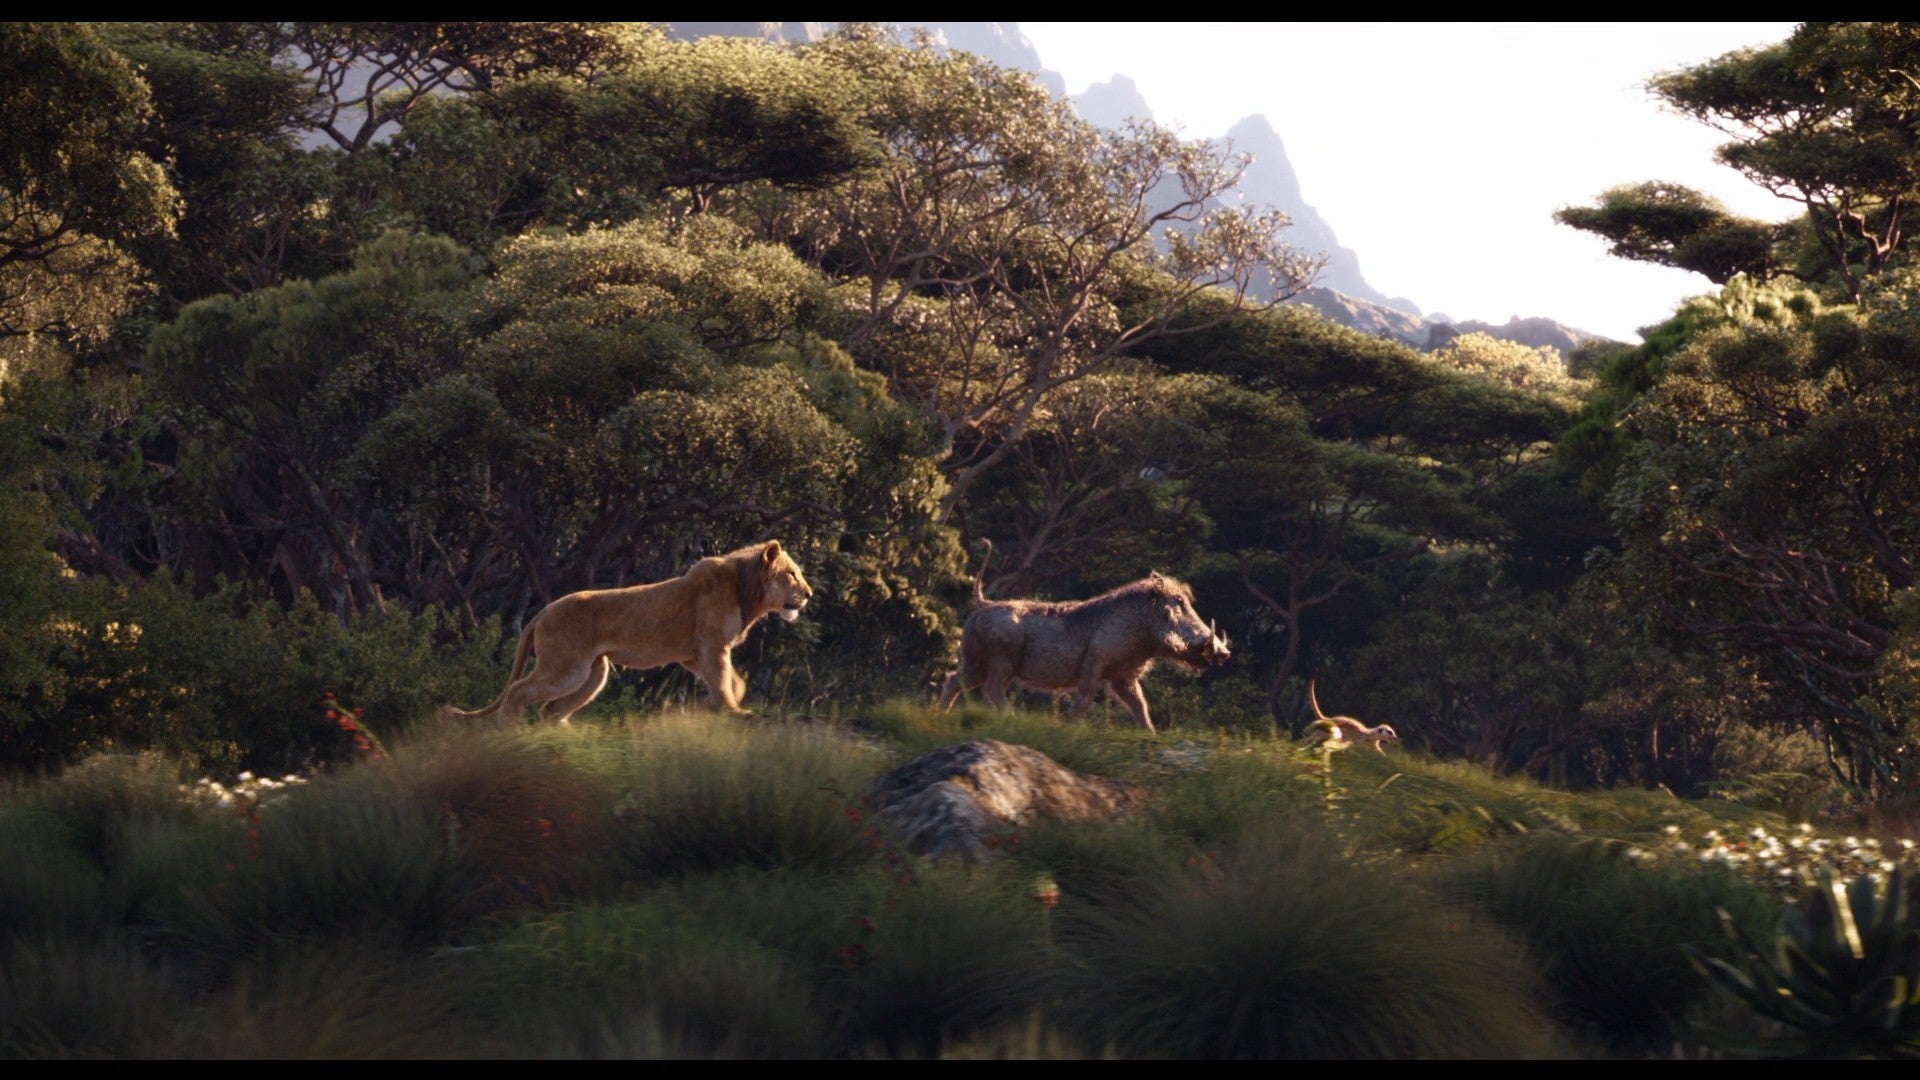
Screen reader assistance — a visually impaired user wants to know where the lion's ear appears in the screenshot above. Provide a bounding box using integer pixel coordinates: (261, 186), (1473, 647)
(763, 540), (782, 564)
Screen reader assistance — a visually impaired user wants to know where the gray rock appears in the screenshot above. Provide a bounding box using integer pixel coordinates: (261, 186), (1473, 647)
(864, 738), (1147, 863)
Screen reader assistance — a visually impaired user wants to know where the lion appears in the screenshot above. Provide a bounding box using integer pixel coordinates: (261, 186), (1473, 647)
(442, 540), (814, 725)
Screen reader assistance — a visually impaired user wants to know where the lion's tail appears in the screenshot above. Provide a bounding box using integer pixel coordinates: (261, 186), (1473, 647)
(971, 539), (994, 606)
(1308, 676), (1329, 724)
(442, 613), (541, 721)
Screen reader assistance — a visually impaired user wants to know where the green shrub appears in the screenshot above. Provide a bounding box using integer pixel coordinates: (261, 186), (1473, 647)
(0, 575), (507, 776)
(1433, 831), (1781, 1054)
(1048, 817), (1563, 1059)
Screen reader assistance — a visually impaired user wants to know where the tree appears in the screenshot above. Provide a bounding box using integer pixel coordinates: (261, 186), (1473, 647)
(0, 23), (179, 371)
(100, 24), (340, 304)
(960, 365), (1224, 599)
(1649, 22), (1920, 302)
(790, 28), (1321, 520)
(1555, 181), (1784, 285)
(187, 22), (651, 153)
(1607, 270), (1920, 794)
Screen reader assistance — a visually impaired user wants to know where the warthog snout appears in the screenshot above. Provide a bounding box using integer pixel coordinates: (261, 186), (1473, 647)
(1174, 616), (1232, 670)
(1200, 619), (1232, 668)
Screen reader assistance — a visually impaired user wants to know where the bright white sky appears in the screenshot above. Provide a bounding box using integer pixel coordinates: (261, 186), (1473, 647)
(1020, 22), (1801, 343)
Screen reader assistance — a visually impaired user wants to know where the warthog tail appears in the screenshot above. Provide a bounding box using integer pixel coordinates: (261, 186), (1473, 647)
(971, 538), (995, 606)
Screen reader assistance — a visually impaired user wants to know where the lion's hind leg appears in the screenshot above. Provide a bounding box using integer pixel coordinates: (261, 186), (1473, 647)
(488, 656), (597, 727)
(538, 655), (612, 726)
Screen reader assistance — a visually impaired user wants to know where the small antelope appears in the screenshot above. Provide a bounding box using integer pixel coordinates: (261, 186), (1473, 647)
(1301, 678), (1398, 753)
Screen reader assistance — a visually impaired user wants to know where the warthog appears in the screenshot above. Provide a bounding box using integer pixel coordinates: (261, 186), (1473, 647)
(938, 543), (1231, 733)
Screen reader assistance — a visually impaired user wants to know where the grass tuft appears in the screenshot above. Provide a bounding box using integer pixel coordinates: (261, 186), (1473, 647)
(1429, 830), (1782, 1055)
(1048, 816), (1567, 1059)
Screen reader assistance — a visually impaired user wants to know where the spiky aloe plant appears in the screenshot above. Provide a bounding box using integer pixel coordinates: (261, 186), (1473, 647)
(1685, 867), (1920, 1059)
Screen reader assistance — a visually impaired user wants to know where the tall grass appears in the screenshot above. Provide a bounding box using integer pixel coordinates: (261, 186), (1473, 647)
(1149, 743), (1318, 847)
(1047, 816), (1567, 1059)
(854, 699), (1149, 779)
(379, 731), (618, 917)
(1, 705), (1834, 1059)
(181, 939), (498, 1059)
(461, 897), (831, 1058)
(146, 765), (479, 970)
(588, 709), (892, 877)
(0, 751), (200, 870)
(0, 935), (183, 1058)
(463, 861), (1062, 1059)
(1430, 831), (1783, 1055)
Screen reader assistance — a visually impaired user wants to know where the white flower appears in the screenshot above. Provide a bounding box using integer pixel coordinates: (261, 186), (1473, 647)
(1662, 825), (1681, 836)
(238, 771), (253, 782)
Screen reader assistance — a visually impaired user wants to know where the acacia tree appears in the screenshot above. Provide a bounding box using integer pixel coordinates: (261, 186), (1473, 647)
(789, 27), (1321, 520)
(1645, 22), (1920, 302)
(1555, 181), (1784, 286)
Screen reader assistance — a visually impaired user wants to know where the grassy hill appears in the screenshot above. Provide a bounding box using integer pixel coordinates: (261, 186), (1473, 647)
(3, 702), (1909, 1058)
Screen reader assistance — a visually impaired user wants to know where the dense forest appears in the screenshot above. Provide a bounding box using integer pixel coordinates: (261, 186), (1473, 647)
(2, 20), (1918, 806)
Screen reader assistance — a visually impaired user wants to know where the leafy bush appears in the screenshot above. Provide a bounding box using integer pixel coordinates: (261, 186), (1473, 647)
(0, 575), (507, 776)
